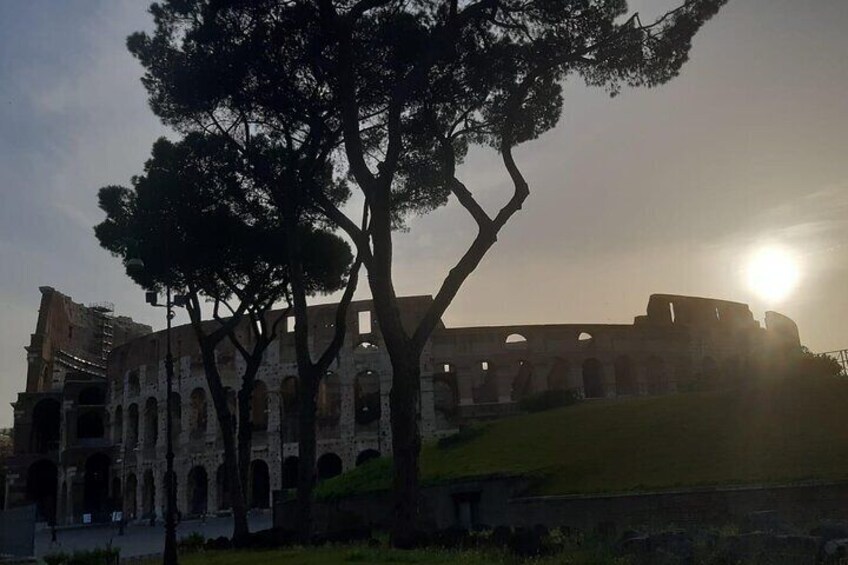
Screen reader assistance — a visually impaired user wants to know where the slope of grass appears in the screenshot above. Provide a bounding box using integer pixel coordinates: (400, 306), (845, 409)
(318, 376), (848, 499)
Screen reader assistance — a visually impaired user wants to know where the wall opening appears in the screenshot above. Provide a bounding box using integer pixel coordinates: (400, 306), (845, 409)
(356, 449), (381, 467)
(187, 466), (208, 516)
(354, 371), (381, 434)
(582, 358), (605, 398)
(358, 311), (372, 335)
(249, 460), (270, 508)
(26, 459), (58, 522)
(31, 398), (60, 453)
(317, 453), (343, 480)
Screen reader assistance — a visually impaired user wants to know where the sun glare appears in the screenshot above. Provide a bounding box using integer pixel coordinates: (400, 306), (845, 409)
(746, 246), (800, 304)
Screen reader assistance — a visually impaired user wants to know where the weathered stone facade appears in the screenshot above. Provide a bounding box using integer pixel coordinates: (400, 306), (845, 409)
(6, 289), (801, 525)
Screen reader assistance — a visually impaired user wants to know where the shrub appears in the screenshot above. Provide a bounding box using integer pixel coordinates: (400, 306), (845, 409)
(519, 389), (580, 413)
(178, 532), (205, 554)
(45, 547), (120, 565)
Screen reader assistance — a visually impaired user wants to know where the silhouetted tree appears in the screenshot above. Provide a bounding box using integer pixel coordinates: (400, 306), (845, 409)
(94, 133), (354, 544)
(129, 0), (727, 545)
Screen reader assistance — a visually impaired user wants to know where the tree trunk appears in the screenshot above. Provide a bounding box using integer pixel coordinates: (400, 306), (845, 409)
(295, 369), (318, 543)
(388, 352), (422, 548)
(196, 339), (251, 545)
(237, 375), (256, 509)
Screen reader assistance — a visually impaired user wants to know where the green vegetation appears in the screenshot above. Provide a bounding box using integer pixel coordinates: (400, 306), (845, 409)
(319, 376), (848, 499)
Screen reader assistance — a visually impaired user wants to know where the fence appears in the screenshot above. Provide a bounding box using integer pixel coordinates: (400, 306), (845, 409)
(0, 505), (36, 557)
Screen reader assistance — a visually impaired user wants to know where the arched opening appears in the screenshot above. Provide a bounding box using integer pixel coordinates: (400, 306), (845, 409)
(249, 460), (270, 509)
(354, 371), (381, 434)
(511, 360), (534, 401)
(433, 372), (458, 430)
(356, 450), (380, 467)
(646, 356), (668, 394)
(127, 404), (139, 448)
(216, 464), (232, 511)
(83, 453), (111, 519)
(30, 398), (60, 453)
(614, 355), (637, 396)
(280, 377), (298, 442)
(582, 358), (605, 398)
(26, 460), (58, 522)
(546, 358), (570, 391)
(282, 456), (299, 490)
(472, 361), (497, 404)
(578, 332), (593, 343)
(114, 405), (123, 443)
(144, 397), (158, 447)
(76, 410), (105, 440)
(187, 466), (208, 516)
(190, 388), (207, 440)
(251, 380), (269, 432)
(354, 340), (379, 351)
(317, 372), (341, 436)
(142, 470), (155, 518)
(78, 387), (105, 405)
(505, 333), (528, 350)
(124, 473), (138, 519)
(316, 453), (343, 481)
(128, 371), (140, 398)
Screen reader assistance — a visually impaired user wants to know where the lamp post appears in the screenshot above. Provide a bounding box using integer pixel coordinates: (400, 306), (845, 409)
(128, 251), (183, 565)
(145, 286), (186, 565)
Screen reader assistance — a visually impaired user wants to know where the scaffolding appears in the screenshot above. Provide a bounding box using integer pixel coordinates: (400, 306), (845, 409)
(90, 302), (115, 362)
(821, 349), (848, 376)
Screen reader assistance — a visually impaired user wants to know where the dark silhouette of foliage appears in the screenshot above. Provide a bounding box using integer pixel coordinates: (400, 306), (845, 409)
(128, 0), (727, 546)
(94, 133), (353, 544)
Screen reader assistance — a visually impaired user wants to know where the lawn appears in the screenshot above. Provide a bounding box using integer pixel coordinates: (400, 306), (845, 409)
(318, 375), (848, 499)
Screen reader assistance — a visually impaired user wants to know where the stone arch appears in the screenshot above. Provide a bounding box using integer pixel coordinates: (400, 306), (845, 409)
(582, 358), (605, 398)
(472, 360), (497, 404)
(317, 372), (341, 432)
(26, 459), (58, 522)
(251, 380), (269, 432)
(249, 459), (270, 508)
(282, 456), (299, 489)
(356, 449), (380, 467)
(30, 398), (60, 453)
(113, 405), (123, 443)
(78, 387), (105, 405)
(354, 370), (381, 434)
(83, 453), (111, 518)
(143, 397), (158, 447)
(547, 357), (570, 391)
(124, 473), (138, 519)
(127, 404), (139, 448)
(187, 466), (208, 516)
(511, 360), (534, 401)
(317, 453), (343, 481)
(215, 463), (232, 511)
(280, 377), (298, 442)
(646, 356), (668, 394)
(614, 355), (637, 396)
(189, 388), (207, 439)
(142, 469), (155, 518)
(77, 410), (105, 440)
(433, 372), (458, 430)
(128, 371), (140, 398)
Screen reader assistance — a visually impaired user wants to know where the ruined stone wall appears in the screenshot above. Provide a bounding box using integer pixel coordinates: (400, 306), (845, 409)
(8, 290), (801, 524)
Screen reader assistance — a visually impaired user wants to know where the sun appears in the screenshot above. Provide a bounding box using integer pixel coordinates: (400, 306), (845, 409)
(746, 246), (801, 304)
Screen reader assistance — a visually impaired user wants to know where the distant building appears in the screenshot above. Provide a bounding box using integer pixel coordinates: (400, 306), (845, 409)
(5, 288), (801, 525)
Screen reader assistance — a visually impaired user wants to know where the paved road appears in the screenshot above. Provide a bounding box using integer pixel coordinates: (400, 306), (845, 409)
(35, 512), (272, 559)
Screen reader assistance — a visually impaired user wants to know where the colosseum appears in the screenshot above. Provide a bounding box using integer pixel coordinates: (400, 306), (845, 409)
(5, 286), (802, 525)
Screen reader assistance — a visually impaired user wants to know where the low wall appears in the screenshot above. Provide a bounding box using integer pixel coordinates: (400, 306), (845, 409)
(275, 480), (848, 534)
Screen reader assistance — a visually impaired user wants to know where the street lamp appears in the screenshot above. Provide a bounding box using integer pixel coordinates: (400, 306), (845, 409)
(146, 287), (186, 565)
(128, 256), (184, 565)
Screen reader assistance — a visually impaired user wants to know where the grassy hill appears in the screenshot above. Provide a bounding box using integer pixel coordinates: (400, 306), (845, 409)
(317, 376), (848, 499)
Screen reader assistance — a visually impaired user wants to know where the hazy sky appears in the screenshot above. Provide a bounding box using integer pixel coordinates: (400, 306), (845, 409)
(1, 0), (847, 427)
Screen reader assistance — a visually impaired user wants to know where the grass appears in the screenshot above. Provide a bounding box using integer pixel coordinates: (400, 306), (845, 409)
(318, 375), (848, 499)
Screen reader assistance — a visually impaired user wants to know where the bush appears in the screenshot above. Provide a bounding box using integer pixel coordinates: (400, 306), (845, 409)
(178, 532), (206, 554)
(44, 547), (120, 565)
(519, 389), (580, 413)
